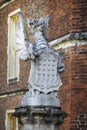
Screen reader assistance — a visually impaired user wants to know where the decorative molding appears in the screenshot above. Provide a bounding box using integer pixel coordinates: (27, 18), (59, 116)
(0, 0), (14, 9)
(49, 32), (87, 49)
(0, 88), (28, 98)
(13, 106), (67, 126)
(8, 8), (21, 17)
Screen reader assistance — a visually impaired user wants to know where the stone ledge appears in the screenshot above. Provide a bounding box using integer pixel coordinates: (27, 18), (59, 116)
(13, 106), (67, 125)
(49, 32), (87, 47)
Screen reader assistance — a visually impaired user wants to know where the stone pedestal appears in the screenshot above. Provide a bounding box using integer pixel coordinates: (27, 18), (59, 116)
(13, 106), (67, 130)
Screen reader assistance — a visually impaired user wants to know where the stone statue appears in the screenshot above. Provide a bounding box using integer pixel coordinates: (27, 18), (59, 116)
(16, 13), (65, 107)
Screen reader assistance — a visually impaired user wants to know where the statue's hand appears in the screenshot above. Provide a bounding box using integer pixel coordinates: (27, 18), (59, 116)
(57, 54), (65, 72)
(58, 63), (65, 72)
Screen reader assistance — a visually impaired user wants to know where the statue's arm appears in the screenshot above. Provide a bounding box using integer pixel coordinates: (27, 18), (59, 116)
(18, 40), (35, 61)
(16, 12), (35, 60)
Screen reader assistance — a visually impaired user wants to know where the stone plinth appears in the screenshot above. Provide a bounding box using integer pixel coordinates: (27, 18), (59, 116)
(13, 106), (67, 130)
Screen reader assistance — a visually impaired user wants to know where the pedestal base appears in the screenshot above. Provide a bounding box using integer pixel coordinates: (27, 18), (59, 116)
(13, 106), (67, 130)
(22, 124), (59, 130)
(22, 91), (60, 107)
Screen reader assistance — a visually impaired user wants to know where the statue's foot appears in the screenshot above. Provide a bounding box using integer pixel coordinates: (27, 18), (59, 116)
(22, 89), (60, 107)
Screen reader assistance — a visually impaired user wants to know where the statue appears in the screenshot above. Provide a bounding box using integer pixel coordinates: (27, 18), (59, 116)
(16, 13), (65, 107)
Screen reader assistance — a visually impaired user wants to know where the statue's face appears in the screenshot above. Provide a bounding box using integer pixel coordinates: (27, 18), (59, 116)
(27, 18), (44, 34)
(27, 15), (50, 39)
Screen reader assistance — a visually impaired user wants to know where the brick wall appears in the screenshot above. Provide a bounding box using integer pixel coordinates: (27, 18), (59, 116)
(69, 0), (87, 33)
(58, 44), (87, 130)
(71, 113), (87, 130)
(0, 0), (87, 130)
(70, 45), (87, 130)
(58, 47), (72, 130)
(0, 94), (24, 130)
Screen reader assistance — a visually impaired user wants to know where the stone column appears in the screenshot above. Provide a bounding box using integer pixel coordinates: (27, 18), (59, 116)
(13, 106), (67, 130)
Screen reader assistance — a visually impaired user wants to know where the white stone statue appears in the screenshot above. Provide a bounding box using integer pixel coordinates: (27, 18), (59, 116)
(16, 13), (65, 106)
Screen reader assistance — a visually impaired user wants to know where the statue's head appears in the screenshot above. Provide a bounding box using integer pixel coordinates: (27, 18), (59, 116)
(27, 14), (51, 39)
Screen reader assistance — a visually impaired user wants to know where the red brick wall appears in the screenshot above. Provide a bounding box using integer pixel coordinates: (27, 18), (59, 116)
(0, 0), (87, 130)
(59, 45), (87, 130)
(0, 94), (24, 130)
(46, 0), (87, 40)
(58, 47), (72, 130)
(69, 0), (87, 33)
(70, 45), (87, 130)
